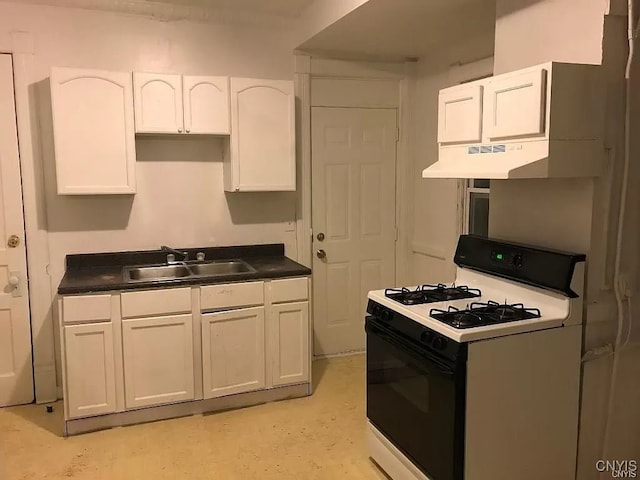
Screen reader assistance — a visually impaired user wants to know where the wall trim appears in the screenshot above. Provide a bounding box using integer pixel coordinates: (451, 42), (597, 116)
(310, 57), (407, 79)
(395, 61), (416, 285)
(294, 54), (312, 270)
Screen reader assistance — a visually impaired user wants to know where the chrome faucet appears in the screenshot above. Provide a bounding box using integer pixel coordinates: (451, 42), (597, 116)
(160, 245), (189, 264)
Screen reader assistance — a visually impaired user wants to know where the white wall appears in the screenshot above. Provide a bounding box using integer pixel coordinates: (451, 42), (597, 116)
(408, 34), (495, 285)
(494, 0), (606, 74)
(0, 1), (298, 398)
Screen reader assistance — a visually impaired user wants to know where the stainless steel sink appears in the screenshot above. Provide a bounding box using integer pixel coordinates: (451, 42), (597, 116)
(124, 260), (255, 283)
(189, 260), (255, 276)
(125, 265), (191, 282)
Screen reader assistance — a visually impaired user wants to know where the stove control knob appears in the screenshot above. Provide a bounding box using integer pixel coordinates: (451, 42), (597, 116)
(433, 336), (448, 350)
(420, 330), (435, 344)
(372, 305), (381, 317)
(513, 254), (523, 268)
(380, 309), (392, 322)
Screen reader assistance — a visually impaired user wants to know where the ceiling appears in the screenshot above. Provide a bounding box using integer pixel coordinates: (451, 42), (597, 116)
(297, 0), (496, 61)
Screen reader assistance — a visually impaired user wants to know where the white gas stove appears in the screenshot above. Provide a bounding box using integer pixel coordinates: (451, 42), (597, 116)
(368, 265), (581, 343)
(365, 235), (586, 480)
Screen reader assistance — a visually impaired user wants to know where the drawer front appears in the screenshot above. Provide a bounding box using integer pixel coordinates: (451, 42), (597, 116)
(63, 294), (112, 324)
(121, 287), (192, 318)
(200, 281), (264, 311)
(270, 277), (309, 304)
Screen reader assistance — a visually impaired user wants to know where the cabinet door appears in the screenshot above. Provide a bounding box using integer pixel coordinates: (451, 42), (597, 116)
(268, 302), (309, 387)
(133, 73), (184, 134)
(227, 78), (295, 192)
(64, 322), (116, 419)
(183, 75), (230, 135)
(484, 68), (547, 140)
(122, 314), (194, 409)
(437, 84), (483, 144)
(50, 67), (136, 194)
(201, 306), (265, 399)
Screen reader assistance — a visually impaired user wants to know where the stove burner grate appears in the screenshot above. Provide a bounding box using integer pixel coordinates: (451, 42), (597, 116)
(384, 284), (482, 305)
(430, 301), (542, 329)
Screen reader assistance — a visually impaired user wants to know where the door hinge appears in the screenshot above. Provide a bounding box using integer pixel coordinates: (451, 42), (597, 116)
(395, 228), (399, 242)
(396, 127), (400, 142)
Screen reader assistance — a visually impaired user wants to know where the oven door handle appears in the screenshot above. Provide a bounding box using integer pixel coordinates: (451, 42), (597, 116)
(365, 317), (456, 377)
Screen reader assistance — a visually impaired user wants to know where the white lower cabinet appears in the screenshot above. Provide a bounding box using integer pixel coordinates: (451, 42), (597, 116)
(61, 277), (311, 427)
(268, 301), (310, 387)
(201, 306), (265, 399)
(122, 314), (195, 409)
(64, 322), (117, 419)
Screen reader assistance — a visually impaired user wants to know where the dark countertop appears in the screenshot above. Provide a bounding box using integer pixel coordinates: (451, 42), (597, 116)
(58, 244), (312, 295)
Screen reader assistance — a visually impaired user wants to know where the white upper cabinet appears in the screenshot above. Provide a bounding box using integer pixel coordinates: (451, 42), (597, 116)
(437, 84), (483, 144)
(50, 67), (136, 195)
(226, 78), (296, 192)
(133, 73), (229, 135)
(484, 68), (547, 141)
(183, 75), (230, 134)
(133, 73), (183, 134)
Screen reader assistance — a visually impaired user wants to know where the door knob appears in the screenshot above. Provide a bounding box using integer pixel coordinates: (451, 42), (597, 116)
(7, 235), (19, 248)
(8, 271), (21, 297)
(316, 232), (325, 241)
(316, 249), (327, 259)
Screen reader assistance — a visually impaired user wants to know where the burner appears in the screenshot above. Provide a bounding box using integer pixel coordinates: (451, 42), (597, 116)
(452, 312), (483, 328)
(430, 302), (542, 329)
(385, 285), (481, 306)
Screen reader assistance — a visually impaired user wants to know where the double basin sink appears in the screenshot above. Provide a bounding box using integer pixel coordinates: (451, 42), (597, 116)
(124, 260), (256, 283)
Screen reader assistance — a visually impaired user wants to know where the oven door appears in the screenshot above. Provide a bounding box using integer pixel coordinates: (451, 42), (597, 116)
(366, 316), (465, 480)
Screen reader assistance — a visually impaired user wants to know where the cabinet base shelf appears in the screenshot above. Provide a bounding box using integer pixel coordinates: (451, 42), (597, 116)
(64, 382), (311, 436)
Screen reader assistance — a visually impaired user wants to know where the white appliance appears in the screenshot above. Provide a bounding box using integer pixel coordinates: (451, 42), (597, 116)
(423, 61), (603, 179)
(365, 235), (585, 480)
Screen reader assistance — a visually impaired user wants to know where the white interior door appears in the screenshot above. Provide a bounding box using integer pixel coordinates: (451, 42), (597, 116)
(0, 54), (33, 406)
(312, 107), (397, 356)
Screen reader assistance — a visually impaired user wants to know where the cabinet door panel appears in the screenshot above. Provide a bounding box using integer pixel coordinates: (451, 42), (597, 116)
(64, 322), (116, 418)
(268, 302), (309, 387)
(133, 73), (183, 134)
(183, 75), (230, 134)
(484, 68), (547, 140)
(122, 314), (194, 409)
(202, 306), (265, 399)
(50, 67), (136, 194)
(228, 78), (295, 191)
(437, 84), (483, 144)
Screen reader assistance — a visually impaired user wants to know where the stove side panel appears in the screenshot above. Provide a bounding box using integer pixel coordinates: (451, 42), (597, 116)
(465, 325), (582, 480)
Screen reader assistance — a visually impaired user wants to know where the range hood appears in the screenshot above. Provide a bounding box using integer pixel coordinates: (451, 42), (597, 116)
(423, 138), (603, 180)
(423, 62), (603, 180)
